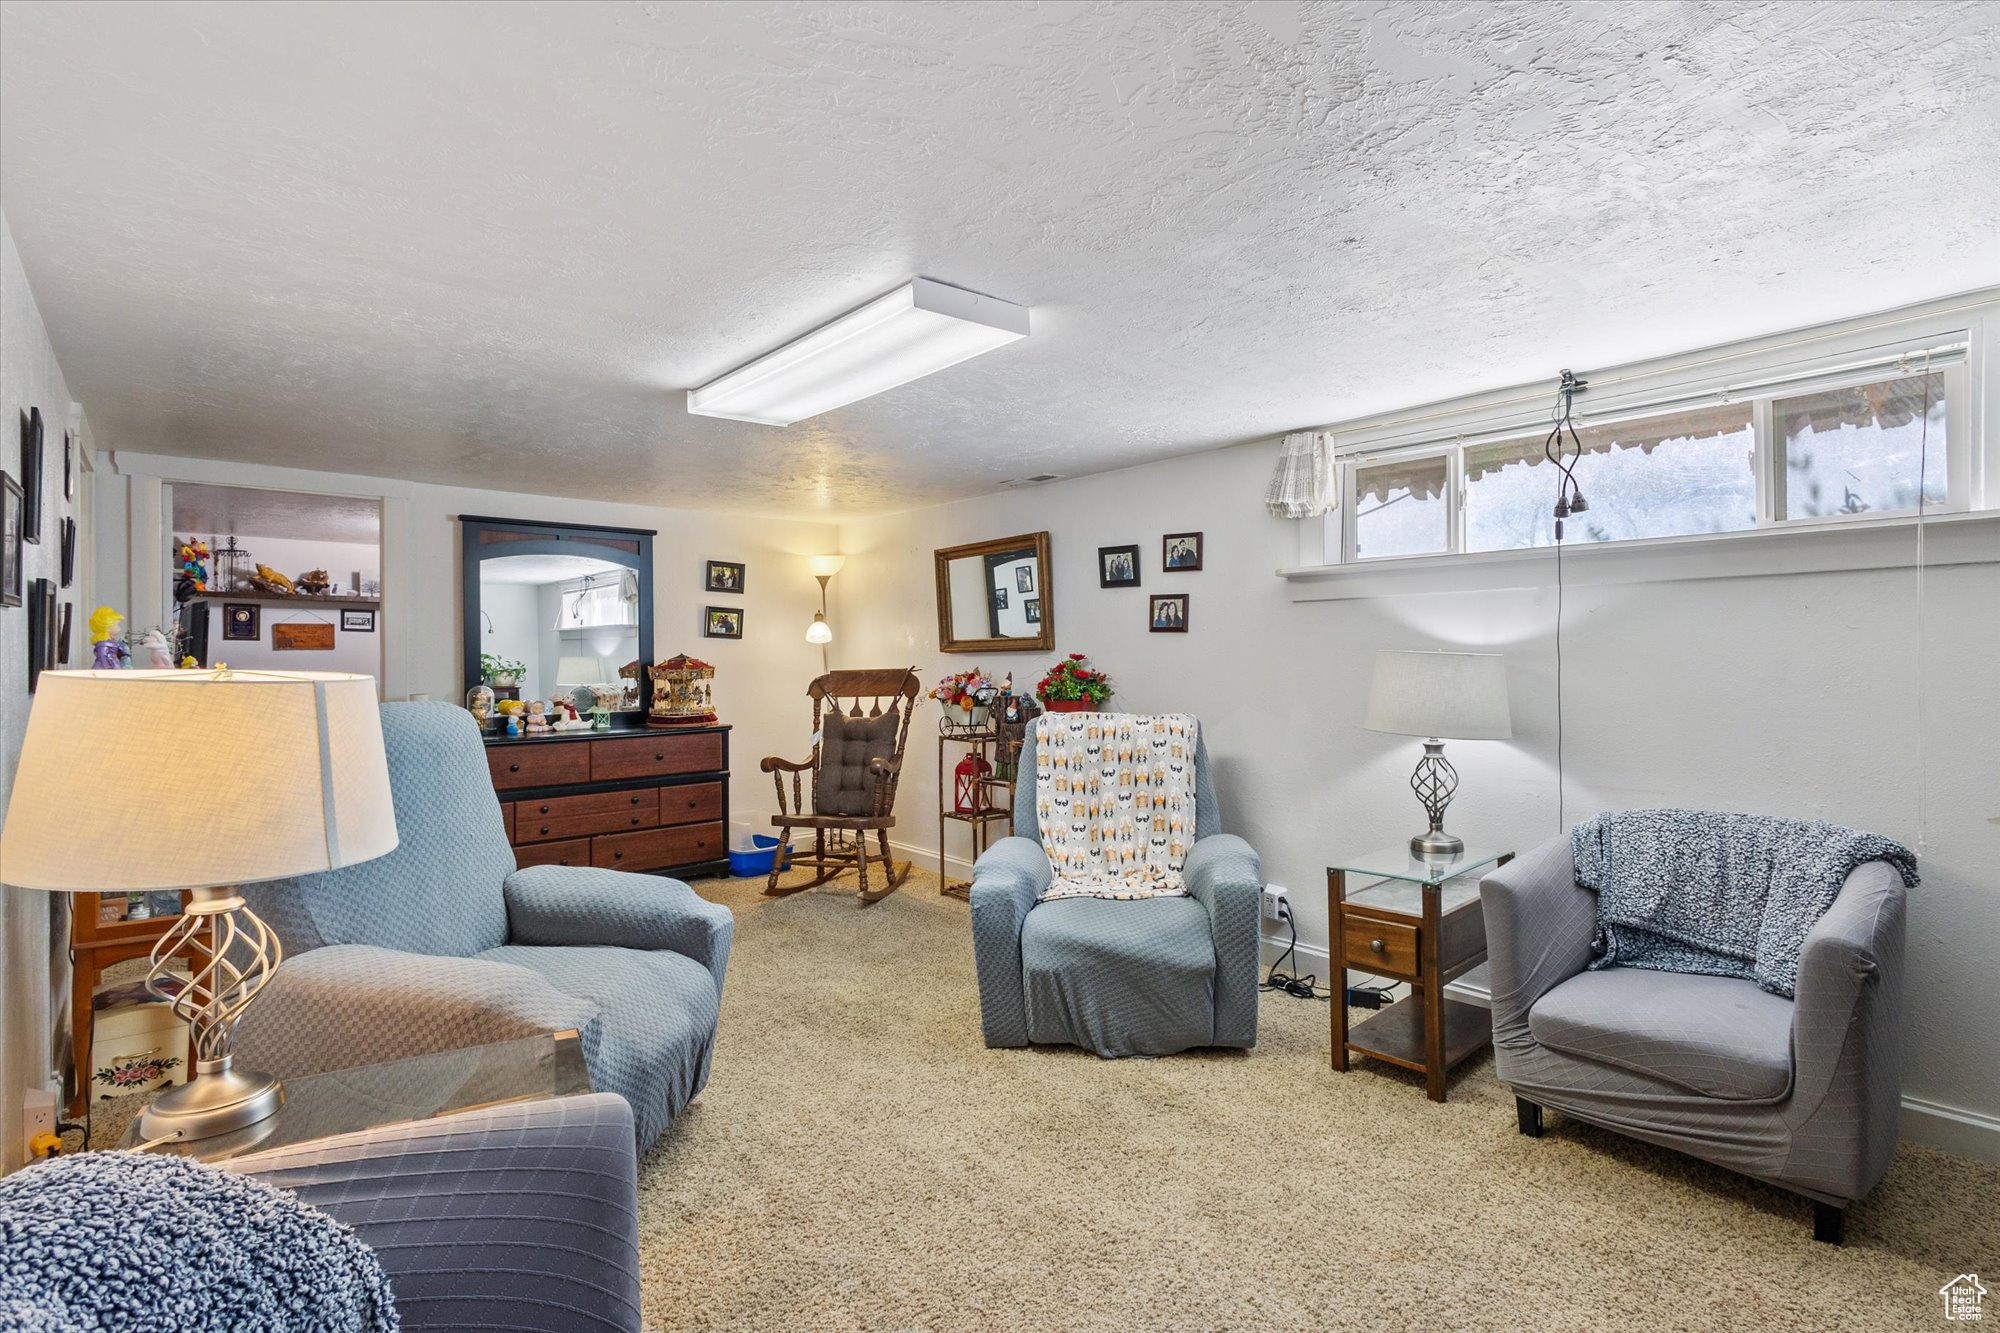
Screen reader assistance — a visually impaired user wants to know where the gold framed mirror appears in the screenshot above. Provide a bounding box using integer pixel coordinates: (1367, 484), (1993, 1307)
(934, 531), (1053, 654)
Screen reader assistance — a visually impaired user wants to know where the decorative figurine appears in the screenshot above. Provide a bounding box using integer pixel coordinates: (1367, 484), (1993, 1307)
(524, 699), (551, 734)
(175, 537), (210, 593)
(88, 606), (130, 669)
(496, 698), (526, 736)
(293, 568), (331, 596)
(137, 627), (174, 669)
(465, 684), (496, 725)
(249, 563), (296, 596)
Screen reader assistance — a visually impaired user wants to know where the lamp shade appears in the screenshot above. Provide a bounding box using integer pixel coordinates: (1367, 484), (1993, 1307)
(0, 669), (397, 892)
(1362, 650), (1512, 741)
(805, 613), (833, 645)
(807, 554), (847, 579)
(556, 655), (606, 684)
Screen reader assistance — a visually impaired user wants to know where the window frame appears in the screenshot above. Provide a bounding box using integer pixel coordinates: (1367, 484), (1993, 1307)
(1323, 341), (1975, 565)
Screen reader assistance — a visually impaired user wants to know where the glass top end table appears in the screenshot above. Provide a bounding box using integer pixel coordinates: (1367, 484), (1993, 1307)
(123, 1029), (591, 1162)
(1326, 846), (1513, 1102)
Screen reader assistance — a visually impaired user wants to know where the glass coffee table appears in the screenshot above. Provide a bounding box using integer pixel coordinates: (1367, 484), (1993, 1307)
(1327, 845), (1512, 1102)
(123, 1029), (592, 1162)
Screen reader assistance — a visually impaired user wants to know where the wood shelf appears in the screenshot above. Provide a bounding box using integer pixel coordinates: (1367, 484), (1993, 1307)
(196, 593), (382, 607)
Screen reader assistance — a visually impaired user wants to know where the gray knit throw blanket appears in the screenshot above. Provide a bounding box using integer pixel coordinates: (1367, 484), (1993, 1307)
(1572, 809), (1918, 999)
(0, 1149), (397, 1333)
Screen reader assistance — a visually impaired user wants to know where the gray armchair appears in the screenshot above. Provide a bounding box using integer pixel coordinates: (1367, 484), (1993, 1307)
(970, 719), (1261, 1057)
(1481, 835), (1907, 1244)
(237, 703), (732, 1151)
(233, 1092), (642, 1332)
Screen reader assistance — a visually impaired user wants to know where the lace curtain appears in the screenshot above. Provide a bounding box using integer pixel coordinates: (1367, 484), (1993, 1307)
(1263, 430), (1335, 518)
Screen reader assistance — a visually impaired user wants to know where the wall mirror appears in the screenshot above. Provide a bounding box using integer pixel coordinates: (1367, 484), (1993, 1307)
(461, 516), (655, 725)
(934, 531), (1054, 654)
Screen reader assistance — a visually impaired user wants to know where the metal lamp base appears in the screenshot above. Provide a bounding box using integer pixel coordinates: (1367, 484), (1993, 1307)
(1409, 829), (1465, 859)
(137, 1060), (284, 1141)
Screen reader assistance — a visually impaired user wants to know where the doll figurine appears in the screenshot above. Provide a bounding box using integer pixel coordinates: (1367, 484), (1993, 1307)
(137, 627), (174, 669)
(524, 699), (551, 734)
(88, 607), (130, 669)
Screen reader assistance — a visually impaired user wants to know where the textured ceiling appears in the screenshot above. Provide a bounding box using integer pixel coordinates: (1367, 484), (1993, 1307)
(171, 483), (381, 544)
(3, 1), (1996, 518)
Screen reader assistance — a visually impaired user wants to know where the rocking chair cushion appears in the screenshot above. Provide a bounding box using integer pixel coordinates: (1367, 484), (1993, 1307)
(814, 707), (901, 817)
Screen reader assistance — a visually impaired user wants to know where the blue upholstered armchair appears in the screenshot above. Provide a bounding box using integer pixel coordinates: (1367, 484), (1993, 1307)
(969, 718), (1262, 1057)
(236, 703), (732, 1150)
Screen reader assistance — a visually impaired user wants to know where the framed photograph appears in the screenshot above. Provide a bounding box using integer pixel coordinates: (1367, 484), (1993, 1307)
(1, 472), (21, 608)
(1149, 593), (1189, 633)
(704, 605), (743, 639)
(20, 408), (43, 544)
(27, 579), (56, 691)
(991, 585), (1009, 611)
(1098, 544), (1140, 588)
(1024, 597), (1041, 624)
(705, 560), (745, 594)
(1163, 531), (1203, 572)
(1016, 566), (1034, 594)
(341, 608), (376, 632)
(63, 430), (75, 501)
(60, 517), (76, 587)
(223, 603), (260, 640)
(57, 602), (71, 665)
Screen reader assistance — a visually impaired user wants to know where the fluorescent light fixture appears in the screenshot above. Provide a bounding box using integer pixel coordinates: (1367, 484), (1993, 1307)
(687, 278), (1030, 427)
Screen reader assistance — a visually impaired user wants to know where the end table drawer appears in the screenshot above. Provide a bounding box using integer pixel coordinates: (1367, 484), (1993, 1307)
(591, 733), (724, 781)
(1343, 913), (1419, 978)
(592, 821), (723, 871)
(514, 788), (660, 843)
(514, 837), (591, 870)
(489, 744), (592, 790)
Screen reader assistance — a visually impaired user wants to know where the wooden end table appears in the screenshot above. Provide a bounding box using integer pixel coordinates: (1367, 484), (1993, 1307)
(1327, 845), (1512, 1102)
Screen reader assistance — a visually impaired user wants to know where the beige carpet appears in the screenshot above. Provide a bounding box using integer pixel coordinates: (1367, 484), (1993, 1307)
(635, 866), (1999, 1332)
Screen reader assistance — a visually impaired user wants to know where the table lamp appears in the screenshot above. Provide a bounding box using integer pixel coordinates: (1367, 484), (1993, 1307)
(556, 655), (605, 685)
(1362, 649), (1512, 858)
(0, 669), (397, 1141)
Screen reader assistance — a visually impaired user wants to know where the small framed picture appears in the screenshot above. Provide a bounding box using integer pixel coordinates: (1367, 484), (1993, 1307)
(1149, 593), (1189, 633)
(1098, 544), (1140, 588)
(1024, 597), (1041, 624)
(223, 603), (260, 640)
(704, 606), (743, 639)
(1016, 566), (1034, 594)
(992, 585), (1009, 611)
(705, 560), (745, 594)
(63, 430), (76, 501)
(341, 609), (376, 632)
(20, 408), (43, 544)
(57, 602), (72, 665)
(1163, 532), (1203, 572)
(1, 472), (21, 608)
(27, 579), (55, 692)
(59, 517), (76, 588)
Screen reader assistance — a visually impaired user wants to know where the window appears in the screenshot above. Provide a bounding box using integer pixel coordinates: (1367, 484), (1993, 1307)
(1332, 358), (1962, 563)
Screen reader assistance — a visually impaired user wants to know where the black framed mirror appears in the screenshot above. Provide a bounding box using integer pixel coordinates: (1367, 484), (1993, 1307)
(460, 516), (655, 727)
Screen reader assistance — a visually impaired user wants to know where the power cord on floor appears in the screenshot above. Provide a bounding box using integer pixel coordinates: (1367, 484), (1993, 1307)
(1259, 904), (1399, 1007)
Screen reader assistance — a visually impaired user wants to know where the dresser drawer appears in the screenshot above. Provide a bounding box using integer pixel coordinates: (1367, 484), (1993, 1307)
(488, 743), (592, 790)
(500, 802), (516, 841)
(514, 837), (592, 870)
(513, 788), (660, 844)
(1342, 911), (1420, 979)
(658, 780), (724, 828)
(591, 733), (724, 783)
(591, 821), (723, 872)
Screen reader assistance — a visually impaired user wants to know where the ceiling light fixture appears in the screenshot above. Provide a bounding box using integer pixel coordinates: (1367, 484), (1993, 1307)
(687, 279), (1030, 427)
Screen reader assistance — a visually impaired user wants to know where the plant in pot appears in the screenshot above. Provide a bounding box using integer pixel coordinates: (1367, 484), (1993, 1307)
(481, 653), (526, 688)
(929, 669), (994, 727)
(1037, 653), (1112, 713)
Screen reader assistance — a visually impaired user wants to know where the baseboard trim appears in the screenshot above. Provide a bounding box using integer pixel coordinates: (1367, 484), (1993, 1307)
(1262, 933), (2000, 1162)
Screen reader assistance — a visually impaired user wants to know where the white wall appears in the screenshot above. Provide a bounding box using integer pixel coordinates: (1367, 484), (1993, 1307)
(836, 440), (2000, 1160)
(95, 449), (839, 818)
(0, 212), (91, 1171)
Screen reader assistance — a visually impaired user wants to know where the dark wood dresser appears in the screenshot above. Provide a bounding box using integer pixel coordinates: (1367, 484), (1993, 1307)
(484, 726), (731, 879)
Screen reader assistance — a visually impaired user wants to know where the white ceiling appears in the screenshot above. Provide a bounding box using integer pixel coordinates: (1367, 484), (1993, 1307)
(171, 482), (381, 545)
(3, 1), (1996, 518)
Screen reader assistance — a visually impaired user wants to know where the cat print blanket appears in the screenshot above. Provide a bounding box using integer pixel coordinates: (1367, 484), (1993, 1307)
(1033, 712), (1200, 902)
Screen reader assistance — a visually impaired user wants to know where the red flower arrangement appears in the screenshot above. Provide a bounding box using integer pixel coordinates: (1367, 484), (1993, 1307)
(1037, 653), (1113, 710)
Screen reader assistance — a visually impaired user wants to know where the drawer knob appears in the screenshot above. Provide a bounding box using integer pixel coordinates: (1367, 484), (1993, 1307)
(654, 752), (664, 761)
(686, 798), (698, 808)
(630, 795), (641, 805)
(1370, 938), (1386, 954)
(630, 816), (641, 825)
(509, 762), (521, 773)
(539, 804), (550, 814)
(614, 850), (624, 860)
(539, 825), (550, 836)
(559, 858), (571, 866)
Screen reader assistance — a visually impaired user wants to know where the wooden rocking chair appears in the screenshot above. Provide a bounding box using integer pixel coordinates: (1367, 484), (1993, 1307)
(760, 666), (921, 903)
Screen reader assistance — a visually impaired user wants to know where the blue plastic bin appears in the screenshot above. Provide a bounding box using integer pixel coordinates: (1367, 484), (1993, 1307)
(728, 834), (792, 877)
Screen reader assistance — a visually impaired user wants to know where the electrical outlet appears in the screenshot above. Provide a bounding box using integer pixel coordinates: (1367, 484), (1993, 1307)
(22, 1087), (55, 1159)
(1261, 884), (1291, 922)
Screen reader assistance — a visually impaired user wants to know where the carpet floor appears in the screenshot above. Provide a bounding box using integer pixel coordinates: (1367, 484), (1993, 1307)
(633, 865), (1999, 1332)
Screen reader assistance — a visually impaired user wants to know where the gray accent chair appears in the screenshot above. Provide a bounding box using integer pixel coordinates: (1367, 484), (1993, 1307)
(237, 702), (732, 1151)
(969, 720), (1262, 1057)
(231, 1092), (642, 1332)
(1481, 835), (1908, 1244)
